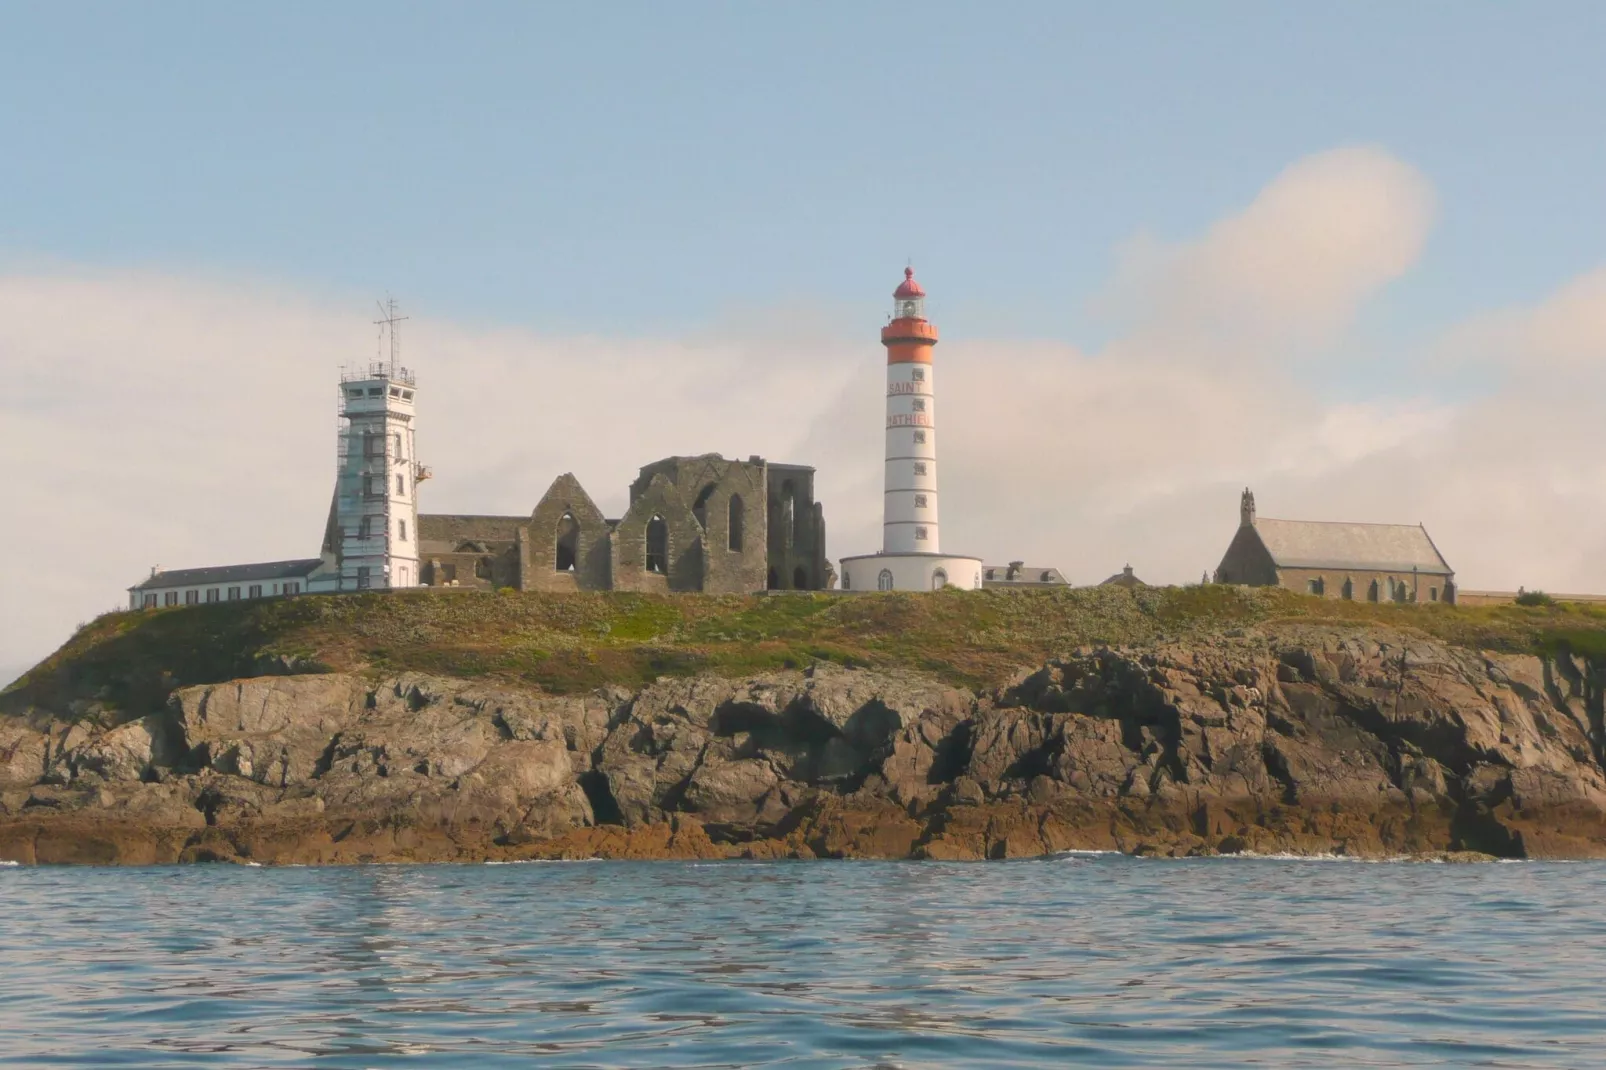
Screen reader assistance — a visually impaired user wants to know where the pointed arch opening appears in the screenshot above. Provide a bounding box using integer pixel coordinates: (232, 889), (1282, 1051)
(932, 568), (948, 591)
(792, 566), (808, 590)
(727, 494), (745, 552)
(555, 512), (579, 571)
(780, 480), (795, 549)
(692, 483), (716, 530)
(877, 569), (894, 591)
(645, 515), (668, 574)
(767, 566), (780, 590)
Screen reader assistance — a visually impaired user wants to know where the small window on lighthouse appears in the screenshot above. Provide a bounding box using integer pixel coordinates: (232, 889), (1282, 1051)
(913, 431), (927, 444)
(915, 526), (928, 541)
(913, 462), (927, 475)
(914, 494), (928, 508)
(912, 399), (926, 412)
(912, 368), (925, 382)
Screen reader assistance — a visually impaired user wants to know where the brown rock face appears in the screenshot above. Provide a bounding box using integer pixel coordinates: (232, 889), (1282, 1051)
(2, 630), (1603, 864)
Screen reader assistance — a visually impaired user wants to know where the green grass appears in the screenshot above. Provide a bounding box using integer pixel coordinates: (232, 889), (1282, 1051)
(8, 584), (1606, 721)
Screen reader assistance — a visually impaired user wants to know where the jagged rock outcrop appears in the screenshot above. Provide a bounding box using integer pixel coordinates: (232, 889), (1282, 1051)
(2, 627), (1603, 864)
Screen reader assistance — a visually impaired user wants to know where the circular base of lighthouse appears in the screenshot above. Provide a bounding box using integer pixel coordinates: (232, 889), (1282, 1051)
(839, 552), (984, 593)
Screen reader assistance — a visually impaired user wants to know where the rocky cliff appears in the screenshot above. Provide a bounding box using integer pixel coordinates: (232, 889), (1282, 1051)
(3, 625), (1604, 863)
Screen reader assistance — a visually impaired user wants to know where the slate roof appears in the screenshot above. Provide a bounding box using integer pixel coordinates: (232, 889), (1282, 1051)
(1254, 519), (1452, 575)
(130, 558), (324, 591)
(982, 564), (1067, 585)
(1100, 566), (1146, 588)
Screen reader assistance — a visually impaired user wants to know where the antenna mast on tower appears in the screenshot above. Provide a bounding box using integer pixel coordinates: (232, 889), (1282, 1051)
(373, 296), (409, 376)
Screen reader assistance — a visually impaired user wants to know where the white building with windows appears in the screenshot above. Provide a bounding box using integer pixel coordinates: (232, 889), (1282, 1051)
(127, 307), (426, 608)
(317, 360), (422, 592)
(840, 269), (984, 593)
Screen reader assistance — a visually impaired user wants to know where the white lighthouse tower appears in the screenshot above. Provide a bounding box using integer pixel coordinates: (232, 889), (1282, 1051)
(840, 268), (983, 592)
(314, 300), (423, 592)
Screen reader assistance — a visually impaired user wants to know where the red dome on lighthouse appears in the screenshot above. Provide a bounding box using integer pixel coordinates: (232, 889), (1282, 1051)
(893, 266), (925, 299)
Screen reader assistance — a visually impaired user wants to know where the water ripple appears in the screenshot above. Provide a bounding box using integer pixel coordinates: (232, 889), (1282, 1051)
(0, 858), (1603, 1067)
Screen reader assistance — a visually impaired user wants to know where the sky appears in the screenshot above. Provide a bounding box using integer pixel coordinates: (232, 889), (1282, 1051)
(3, 3), (1605, 686)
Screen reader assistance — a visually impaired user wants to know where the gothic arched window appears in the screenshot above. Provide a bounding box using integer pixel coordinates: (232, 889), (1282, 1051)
(877, 569), (894, 591)
(728, 495), (744, 552)
(645, 516), (668, 574)
(780, 480), (795, 550)
(932, 569), (948, 591)
(555, 512), (579, 571)
(692, 483), (716, 530)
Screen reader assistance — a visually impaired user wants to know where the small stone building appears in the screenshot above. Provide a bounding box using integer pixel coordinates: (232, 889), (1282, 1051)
(1100, 565), (1146, 589)
(417, 454), (829, 593)
(1214, 489), (1455, 604)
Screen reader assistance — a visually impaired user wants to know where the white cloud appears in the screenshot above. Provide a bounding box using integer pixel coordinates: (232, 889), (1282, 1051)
(1103, 145), (1437, 360)
(2, 145), (1602, 683)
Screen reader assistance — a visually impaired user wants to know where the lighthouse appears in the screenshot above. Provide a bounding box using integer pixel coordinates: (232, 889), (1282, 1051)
(839, 268), (983, 592)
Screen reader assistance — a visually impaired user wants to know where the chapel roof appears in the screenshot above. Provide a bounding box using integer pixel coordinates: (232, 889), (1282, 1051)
(1253, 518), (1452, 575)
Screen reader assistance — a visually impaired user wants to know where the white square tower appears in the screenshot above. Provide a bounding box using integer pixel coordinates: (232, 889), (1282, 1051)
(333, 365), (420, 590)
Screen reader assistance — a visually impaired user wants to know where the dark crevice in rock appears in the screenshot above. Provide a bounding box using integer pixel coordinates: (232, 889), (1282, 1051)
(310, 734), (342, 779)
(1260, 741), (1298, 805)
(578, 769), (624, 826)
(928, 721), (974, 783)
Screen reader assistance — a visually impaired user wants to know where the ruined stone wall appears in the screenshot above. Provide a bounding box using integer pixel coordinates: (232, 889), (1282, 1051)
(522, 474), (612, 592)
(418, 514), (525, 555)
(422, 548), (519, 590)
(611, 473), (702, 593)
(766, 465), (827, 589)
(418, 514), (524, 589)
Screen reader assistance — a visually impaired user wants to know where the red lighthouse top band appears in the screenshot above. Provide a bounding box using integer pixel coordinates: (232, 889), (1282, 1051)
(893, 266), (925, 299)
(882, 266), (938, 363)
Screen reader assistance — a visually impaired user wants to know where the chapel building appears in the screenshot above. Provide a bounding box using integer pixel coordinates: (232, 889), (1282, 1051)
(1214, 489), (1456, 604)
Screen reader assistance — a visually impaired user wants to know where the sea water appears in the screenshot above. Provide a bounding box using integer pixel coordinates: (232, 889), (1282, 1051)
(1, 856), (1603, 1068)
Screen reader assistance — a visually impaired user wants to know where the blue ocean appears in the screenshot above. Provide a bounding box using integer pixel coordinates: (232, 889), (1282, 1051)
(1, 857), (1602, 1068)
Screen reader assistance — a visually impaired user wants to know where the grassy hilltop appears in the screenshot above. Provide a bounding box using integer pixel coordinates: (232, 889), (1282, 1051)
(10, 585), (1606, 719)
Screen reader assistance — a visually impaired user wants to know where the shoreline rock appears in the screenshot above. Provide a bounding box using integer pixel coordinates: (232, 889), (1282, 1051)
(3, 628), (1604, 865)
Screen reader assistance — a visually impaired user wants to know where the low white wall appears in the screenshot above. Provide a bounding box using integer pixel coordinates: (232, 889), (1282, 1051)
(840, 553), (983, 592)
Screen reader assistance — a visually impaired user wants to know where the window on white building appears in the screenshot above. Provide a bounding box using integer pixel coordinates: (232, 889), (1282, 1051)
(164, 591), (178, 606)
(877, 569), (893, 591)
(396, 473), (405, 495)
(914, 494), (927, 508)
(393, 433), (402, 458)
(932, 569), (948, 590)
(142, 594), (157, 609)
(227, 587), (240, 600)
(914, 526), (928, 541)
(284, 582), (301, 595)
(913, 462), (927, 475)
(248, 585), (262, 598)
(184, 590), (199, 605)
(913, 431), (927, 444)
(912, 368), (925, 382)
(398, 519), (408, 542)
(205, 589), (219, 603)
(912, 398), (926, 412)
